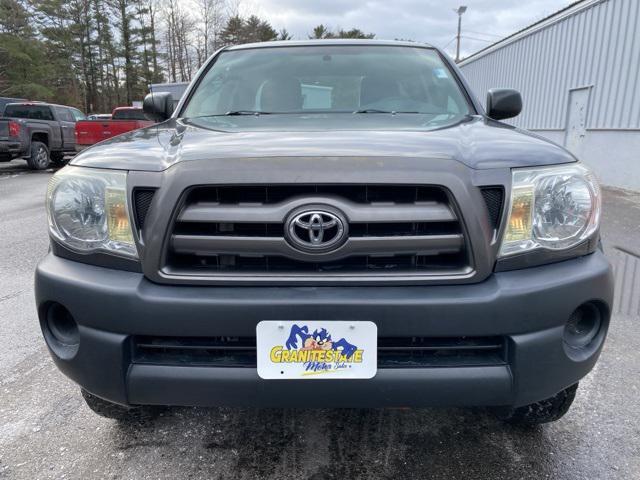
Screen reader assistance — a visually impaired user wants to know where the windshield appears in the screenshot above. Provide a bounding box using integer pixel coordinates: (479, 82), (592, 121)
(182, 45), (471, 117)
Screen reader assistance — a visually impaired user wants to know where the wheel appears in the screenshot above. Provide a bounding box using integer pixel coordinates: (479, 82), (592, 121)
(81, 389), (160, 422)
(494, 383), (578, 425)
(50, 151), (67, 166)
(26, 141), (50, 170)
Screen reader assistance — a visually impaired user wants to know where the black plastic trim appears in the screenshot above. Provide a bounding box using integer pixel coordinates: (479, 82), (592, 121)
(50, 240), (142, 273)
(495, 236), (599, 272)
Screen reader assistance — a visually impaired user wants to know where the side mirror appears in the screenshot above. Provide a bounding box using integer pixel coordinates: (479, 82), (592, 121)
(143, 92), (174, 122)
(486, 88), (522, 120)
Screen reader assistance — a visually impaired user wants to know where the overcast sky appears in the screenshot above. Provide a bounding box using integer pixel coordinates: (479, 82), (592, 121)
(237, 0), (577, 59)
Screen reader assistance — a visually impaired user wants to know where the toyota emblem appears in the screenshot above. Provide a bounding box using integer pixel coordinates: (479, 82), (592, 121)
(286, 209), (347, 253)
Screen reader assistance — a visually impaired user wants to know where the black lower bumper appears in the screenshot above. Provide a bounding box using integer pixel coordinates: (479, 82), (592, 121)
(34, 251), (614, 409)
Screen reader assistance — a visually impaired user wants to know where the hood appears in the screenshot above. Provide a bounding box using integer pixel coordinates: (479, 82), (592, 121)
(71, 114), (576, 172)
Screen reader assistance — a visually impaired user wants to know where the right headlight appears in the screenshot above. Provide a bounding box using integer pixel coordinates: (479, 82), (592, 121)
(499, 163), (601, 257)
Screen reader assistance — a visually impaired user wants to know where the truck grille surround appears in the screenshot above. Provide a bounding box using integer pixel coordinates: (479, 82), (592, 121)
(160, 185), (473, 281)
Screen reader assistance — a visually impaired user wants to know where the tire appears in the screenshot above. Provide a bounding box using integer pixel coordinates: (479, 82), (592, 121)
(81, 389), (160, 422)
(26, 141), (50, 170)
(50, 151), (67, 166)
(494, 383), (578, 425)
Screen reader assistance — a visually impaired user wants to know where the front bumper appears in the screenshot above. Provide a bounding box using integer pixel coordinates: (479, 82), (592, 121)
(35, 251), (614, 409)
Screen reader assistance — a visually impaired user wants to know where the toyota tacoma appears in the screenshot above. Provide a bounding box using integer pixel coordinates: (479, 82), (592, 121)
(35, 41), (614, 424)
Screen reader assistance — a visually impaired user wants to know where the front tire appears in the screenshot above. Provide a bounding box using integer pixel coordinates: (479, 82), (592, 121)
(81, 389), (160, 422)
(26, 141), (50, 170)
(494, 383), (578, 425)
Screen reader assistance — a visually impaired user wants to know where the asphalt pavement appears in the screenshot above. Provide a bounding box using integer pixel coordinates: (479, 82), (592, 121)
(1, 159), (639, 480)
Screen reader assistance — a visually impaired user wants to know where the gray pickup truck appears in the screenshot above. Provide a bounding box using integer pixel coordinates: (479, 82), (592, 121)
(36, 40), (613, 425)
(0, 102), (85, 169)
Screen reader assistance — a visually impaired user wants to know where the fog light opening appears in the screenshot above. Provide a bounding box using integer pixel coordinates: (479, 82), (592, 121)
(42, 303), (80, 359)
(563, 303), (602, 350)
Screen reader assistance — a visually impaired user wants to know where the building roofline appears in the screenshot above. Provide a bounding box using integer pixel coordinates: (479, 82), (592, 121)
(459, 0), (606, 66)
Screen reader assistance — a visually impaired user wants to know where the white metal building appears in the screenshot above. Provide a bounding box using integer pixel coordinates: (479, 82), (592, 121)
(459, 0), (640, 190)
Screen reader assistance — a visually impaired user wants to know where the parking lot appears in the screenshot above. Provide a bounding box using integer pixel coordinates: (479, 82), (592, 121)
(1, 159), (639, 480)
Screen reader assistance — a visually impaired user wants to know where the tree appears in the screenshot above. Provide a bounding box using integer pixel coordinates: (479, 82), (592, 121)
(309, 25), (375, 39)
(0, 0), (31, 35)
(0, 0), (308, 111)
(334, 28), (375, 39)
(220, 14), (277, 46)
(163, 0), (194, 82)
(113, 0), (139, 105)
(278, 28), (292, 41)
(220, 14), (244, 46)
(195, 0), (225, 62)
(0, 0), (52, 99)
(309, 24), (329, 39)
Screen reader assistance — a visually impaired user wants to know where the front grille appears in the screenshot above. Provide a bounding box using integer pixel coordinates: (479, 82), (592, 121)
(132, 336), (507, 369)
(162, 185), (471, 280)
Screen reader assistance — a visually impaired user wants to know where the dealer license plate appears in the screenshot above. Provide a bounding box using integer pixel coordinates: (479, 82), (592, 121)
(256, 321), (377, 380)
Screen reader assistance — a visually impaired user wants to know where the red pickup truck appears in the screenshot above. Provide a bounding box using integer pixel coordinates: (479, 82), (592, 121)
(75, 107), (154, 151)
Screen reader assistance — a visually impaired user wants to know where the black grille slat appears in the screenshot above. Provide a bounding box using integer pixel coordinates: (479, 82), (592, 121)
(188, 185), (450, 205)
(132, 336), (507, 369)
(164, 185), (471, 278)
(167, 253), (466, 274)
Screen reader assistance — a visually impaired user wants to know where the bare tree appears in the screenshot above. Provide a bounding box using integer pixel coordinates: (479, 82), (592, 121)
(163, 0), (195, 82)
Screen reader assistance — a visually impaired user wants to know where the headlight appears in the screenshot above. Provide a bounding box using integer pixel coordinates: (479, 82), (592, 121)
(499, 163), (601, 257)
(46, 166), (137, 258)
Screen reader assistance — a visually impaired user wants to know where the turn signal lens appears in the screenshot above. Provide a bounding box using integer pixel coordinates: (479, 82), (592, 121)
(504, 186), (533, 242)
(106, 188), (134, 244)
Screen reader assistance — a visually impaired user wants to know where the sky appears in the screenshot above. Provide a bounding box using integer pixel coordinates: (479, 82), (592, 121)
(236, 0), (578, 59)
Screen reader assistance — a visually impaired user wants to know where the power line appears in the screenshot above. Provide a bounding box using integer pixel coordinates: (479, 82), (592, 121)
(465, 29), (503, 39)
(442, 36), (457, 49)
(462, 35), (495, 43)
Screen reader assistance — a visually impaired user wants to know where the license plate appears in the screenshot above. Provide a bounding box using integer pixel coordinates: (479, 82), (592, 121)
(256, 321), (377, 380)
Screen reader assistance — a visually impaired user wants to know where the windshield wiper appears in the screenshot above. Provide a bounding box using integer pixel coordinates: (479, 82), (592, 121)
(353, 109), (420, 114)
(224, 110), (272, 116)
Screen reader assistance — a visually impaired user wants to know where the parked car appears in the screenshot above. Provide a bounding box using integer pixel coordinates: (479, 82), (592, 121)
(0, 102), (85, 169)
(36, 41), (613, 425)
(75, 106), (154, 151)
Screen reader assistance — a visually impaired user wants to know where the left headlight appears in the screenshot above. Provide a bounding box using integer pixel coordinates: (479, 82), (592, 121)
(499, 163), (601, 257)
(46, 166), (138, 258)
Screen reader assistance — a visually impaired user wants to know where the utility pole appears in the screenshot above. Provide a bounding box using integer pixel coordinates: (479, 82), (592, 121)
(454, 6), (467, 63)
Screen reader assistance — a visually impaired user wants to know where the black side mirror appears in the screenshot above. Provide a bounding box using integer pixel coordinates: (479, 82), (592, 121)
(143, 92), (174, 122)
(486, 88), (522, 120)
